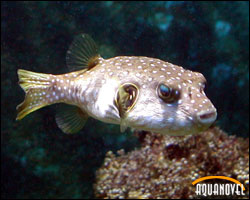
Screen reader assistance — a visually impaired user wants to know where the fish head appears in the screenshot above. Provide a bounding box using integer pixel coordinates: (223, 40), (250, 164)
(118, 65), (217, 136)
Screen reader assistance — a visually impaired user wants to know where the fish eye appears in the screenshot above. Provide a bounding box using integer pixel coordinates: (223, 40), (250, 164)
(157, 83), (179, 103)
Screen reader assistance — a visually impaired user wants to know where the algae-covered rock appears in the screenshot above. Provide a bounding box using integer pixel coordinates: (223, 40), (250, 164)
(95, 127), (249, 199)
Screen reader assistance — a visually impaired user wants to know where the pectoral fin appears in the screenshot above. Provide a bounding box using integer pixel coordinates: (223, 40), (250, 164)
(55, 104), (88, 134)
(115, 83), (139, 132)
(120, 120), (129, 133)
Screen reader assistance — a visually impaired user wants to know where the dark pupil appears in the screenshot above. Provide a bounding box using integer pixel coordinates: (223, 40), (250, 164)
(160, 84), (171, 97)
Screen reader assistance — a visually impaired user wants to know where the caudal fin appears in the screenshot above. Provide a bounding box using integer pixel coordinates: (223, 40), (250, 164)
(16, 69), (52, 120)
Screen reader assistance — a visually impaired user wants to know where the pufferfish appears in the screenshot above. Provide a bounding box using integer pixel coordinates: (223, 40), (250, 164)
(16, 34), (217, 135)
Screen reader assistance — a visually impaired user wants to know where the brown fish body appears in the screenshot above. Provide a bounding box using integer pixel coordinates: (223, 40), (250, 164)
(16, 34), (217, 135)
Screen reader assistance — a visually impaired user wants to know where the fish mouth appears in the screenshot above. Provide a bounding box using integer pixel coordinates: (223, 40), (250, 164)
(197, 109), (217, 125)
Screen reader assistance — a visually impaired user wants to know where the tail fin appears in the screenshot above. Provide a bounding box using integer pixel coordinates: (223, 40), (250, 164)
(16, 69), (52, 120)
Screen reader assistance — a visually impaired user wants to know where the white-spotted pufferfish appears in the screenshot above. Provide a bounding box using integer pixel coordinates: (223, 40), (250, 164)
(16, 34), (217, 135)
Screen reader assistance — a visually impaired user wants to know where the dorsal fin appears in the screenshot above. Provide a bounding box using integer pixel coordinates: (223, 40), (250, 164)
(66, 34), (102, 72)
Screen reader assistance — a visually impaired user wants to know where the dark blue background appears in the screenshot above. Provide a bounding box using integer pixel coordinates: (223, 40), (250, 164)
(1, 1), (249, 199)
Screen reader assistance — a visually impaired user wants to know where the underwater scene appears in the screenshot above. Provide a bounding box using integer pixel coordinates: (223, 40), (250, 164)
(1, 1), (249, 199)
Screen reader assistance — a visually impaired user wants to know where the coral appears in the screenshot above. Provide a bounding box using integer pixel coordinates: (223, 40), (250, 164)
(94, 127), (249, 199)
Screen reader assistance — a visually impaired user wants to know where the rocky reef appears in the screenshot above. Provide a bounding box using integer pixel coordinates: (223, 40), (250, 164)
(95, 127), (249, 199)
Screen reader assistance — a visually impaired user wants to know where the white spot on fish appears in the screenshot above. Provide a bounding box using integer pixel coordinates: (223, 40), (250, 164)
(136, 73), (141, 77)
(188, 116), (193, 121)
